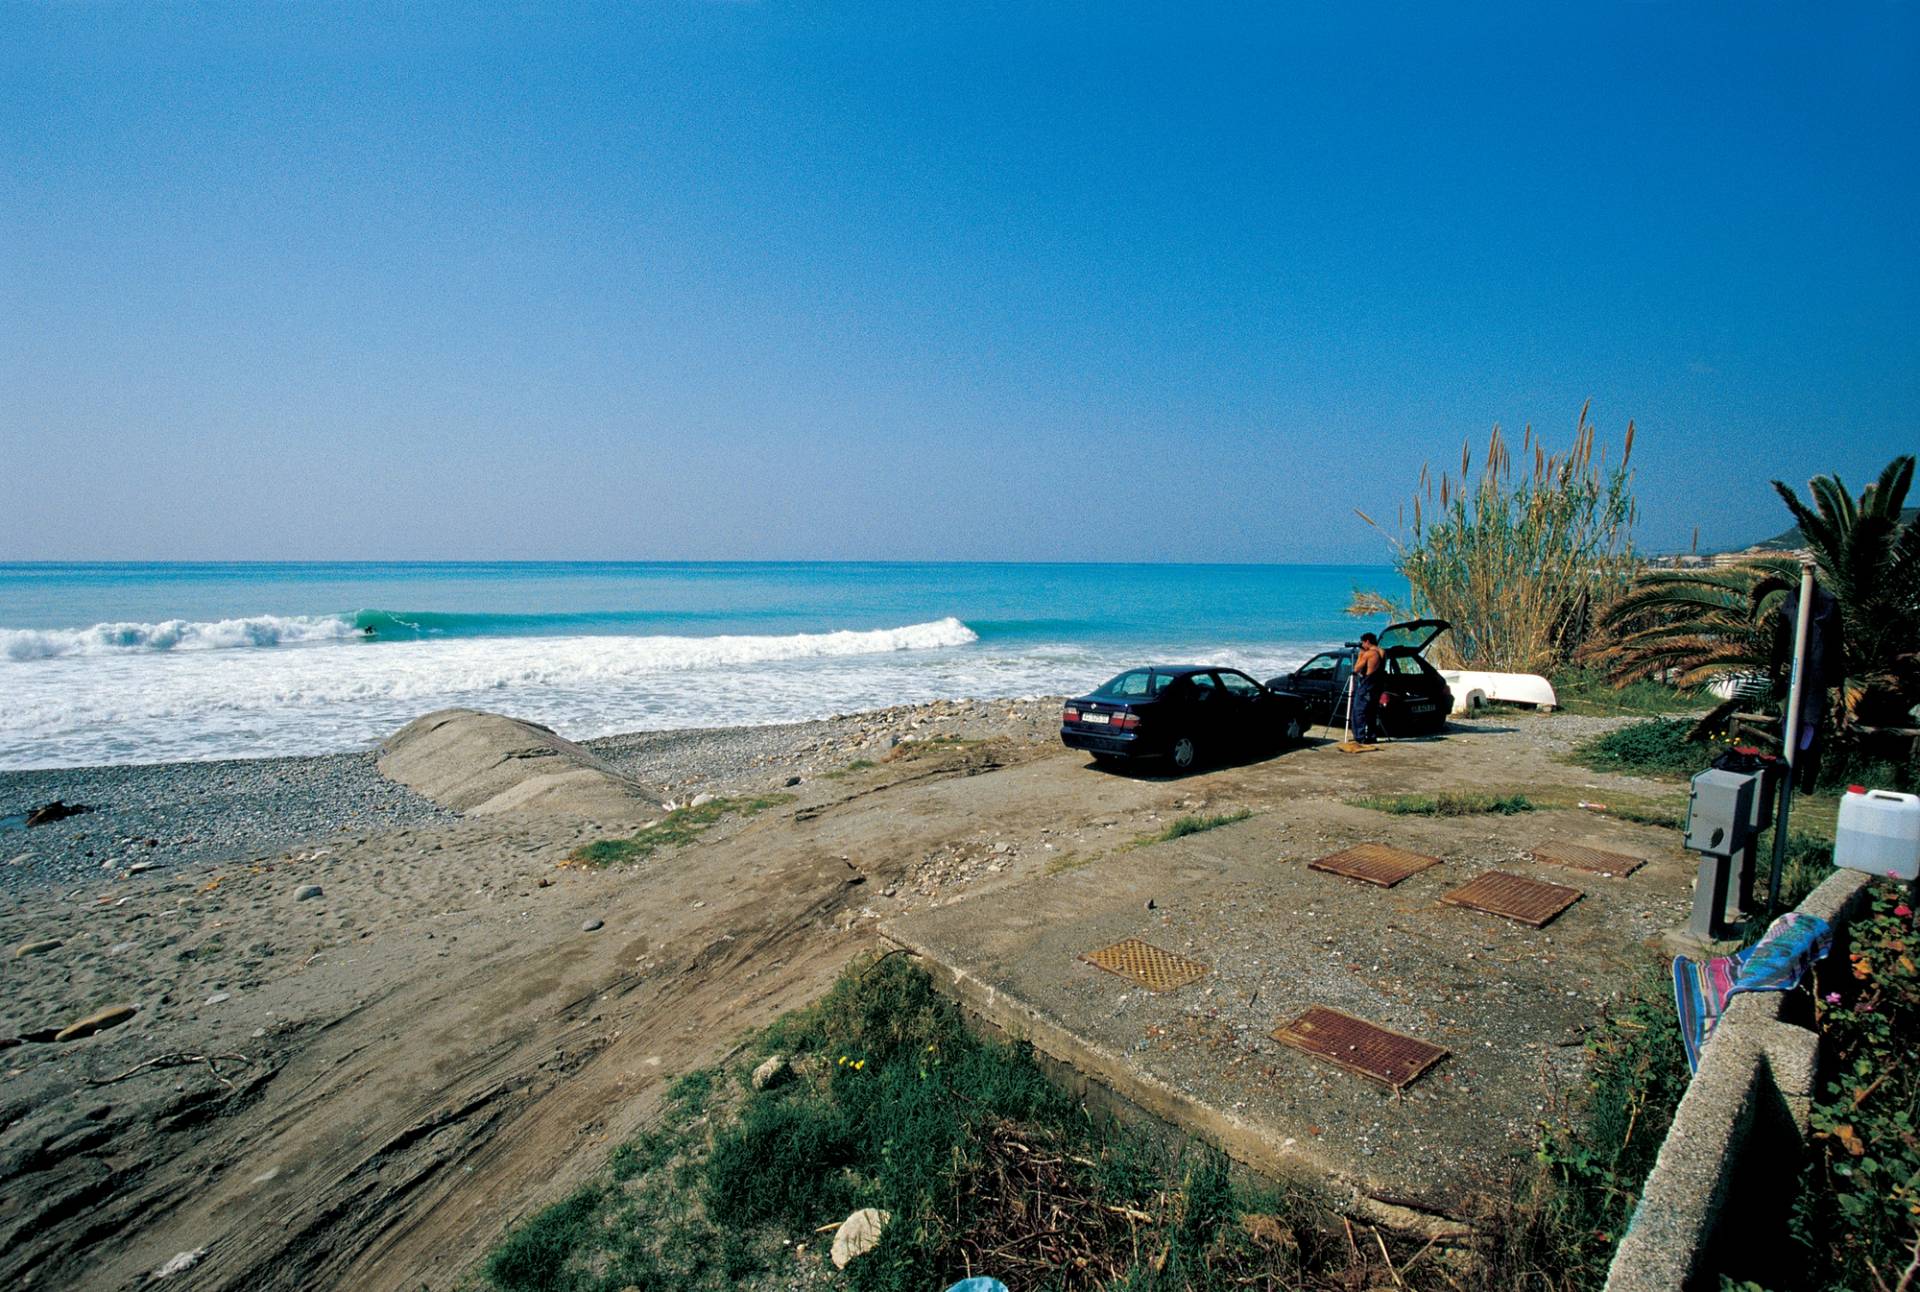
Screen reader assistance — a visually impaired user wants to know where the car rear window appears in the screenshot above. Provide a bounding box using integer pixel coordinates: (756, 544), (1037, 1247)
(1096, 669), (1176, 698)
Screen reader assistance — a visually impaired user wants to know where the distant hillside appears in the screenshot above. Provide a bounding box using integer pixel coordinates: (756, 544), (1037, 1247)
(1748, 507), (1918, 552)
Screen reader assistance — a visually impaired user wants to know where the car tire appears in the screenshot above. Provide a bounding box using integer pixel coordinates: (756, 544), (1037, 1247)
(1170, 735), (1198, 773)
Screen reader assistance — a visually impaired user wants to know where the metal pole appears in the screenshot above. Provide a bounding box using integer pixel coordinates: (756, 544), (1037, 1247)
(1766, 561), (1817, 918)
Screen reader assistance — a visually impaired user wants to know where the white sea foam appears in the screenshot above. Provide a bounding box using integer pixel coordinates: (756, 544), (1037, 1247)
(0, 614), (363, 660)
(0, 616), (1323, 768)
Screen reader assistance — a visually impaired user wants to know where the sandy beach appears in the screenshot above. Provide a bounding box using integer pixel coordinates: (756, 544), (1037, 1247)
(0, 699), (1692, 1291)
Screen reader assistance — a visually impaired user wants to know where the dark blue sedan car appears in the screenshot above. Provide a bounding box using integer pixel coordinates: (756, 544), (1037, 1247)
(1060, 665), (1308, 773)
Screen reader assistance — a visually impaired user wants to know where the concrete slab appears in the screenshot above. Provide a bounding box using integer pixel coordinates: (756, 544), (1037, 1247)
(883, 803), (1693, 1222)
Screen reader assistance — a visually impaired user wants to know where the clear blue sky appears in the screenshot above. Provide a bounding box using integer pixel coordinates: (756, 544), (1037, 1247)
(3, 3), (1915, 562)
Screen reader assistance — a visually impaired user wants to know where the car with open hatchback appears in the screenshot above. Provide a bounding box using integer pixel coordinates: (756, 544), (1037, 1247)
(1265, 618), (1453, 738)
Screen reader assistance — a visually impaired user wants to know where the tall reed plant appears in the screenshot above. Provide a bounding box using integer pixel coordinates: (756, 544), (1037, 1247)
(1355, 402), (1639, 673)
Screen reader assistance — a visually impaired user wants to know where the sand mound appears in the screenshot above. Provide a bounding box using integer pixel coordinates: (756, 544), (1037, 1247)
(377, 709), (662, 819)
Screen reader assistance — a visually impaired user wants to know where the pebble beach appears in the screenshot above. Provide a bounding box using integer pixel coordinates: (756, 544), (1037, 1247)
(0, 697), (1066, 891)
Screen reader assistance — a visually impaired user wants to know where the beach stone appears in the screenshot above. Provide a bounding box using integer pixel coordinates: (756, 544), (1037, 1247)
(205, 992), (231, 1006)
(14, 938), (63, 957)
(690, 792), (715, 808)
(154, 1248), (205, 1278)
(830, 1207), (890, 1268)
(128, 861), (156, 874)
(295, 884), (324, 901)
(55, 1004), (138, 1042)
(751, 1054), (790, 1091)
(581, 918), (604, 932)
(7, 852), (31, 867)
(26, 801), (93, 828)
(784, 776), (802, 787)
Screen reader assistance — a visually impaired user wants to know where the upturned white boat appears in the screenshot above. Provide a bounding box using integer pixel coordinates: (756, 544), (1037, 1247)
(1438, 670), (1558, 714)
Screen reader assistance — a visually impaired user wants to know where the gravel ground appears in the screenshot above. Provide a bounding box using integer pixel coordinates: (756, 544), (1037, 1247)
(0, 696), (1068, 894)
(0, 751), (460, 891)
(0, 702), (1639, 897)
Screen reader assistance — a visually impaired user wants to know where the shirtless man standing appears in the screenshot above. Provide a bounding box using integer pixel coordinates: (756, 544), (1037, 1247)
(1350, 631), (1385, 744)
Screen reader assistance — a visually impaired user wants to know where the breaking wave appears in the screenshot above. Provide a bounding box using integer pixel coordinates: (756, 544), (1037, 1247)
(1, 614), (980, 664)
(1, 614), (362, 660)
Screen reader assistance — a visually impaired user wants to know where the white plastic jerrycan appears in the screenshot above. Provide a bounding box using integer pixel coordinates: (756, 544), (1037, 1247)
(1834, 786), (1920, 882)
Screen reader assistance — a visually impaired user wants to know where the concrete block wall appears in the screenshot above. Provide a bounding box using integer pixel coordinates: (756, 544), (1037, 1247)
(1603, 868), (1875, 1292)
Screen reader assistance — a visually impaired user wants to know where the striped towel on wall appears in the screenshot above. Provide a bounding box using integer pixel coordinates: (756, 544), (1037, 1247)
(1671, 912), (1833, 1073)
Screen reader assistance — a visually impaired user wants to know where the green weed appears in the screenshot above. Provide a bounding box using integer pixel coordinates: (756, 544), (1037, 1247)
(1350, 791), (1535, 816)
(568, 795), (794, 865)
(1044, 851), (1092, 875)
(483, 1183), (606, 1292)
(1530, 967), (1691, 1289)
(1136, 810), (1253, 846)
(475, 954), (1552, 1292)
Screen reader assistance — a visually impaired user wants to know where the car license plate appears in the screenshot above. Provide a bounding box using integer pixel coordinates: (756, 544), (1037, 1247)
(1409, 703), (1435, 713)
(1082, 712), (1110, 724)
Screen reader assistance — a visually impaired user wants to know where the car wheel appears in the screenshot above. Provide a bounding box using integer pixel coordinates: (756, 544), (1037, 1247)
(1170, 735), (1198, 773)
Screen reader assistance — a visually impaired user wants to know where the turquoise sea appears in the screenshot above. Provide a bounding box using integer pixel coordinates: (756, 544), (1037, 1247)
(0, 562), (1399, 768)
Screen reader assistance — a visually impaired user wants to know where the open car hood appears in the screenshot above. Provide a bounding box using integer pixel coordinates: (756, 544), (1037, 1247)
(1377, 618), (1449, 653)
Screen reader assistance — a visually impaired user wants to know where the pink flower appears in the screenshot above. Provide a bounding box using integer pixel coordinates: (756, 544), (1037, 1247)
(1896, 903), (1913, 918)
(1825, 992), (1842, 1005)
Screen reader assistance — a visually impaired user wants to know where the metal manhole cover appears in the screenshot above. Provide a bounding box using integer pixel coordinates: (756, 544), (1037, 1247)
(1308, 843), (1441, 888)
(1441, 870), (1584, 928)
(1530, 843), (1645, 877)
(1272, 1006), (1449, 1091)
(1081, 938), (1209, 992)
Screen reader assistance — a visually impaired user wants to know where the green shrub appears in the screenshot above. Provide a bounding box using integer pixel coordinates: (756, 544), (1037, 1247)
(704, 1097), (857, 1229)
(1548, 666), (1713, 717)
(484, 1183), (605, 1292)
(1353, 409), (1640, 674)
(1573, 718), (1711, 778)
(1811, 742), (1917, 795)
(479, 955), (1698, 1292)
(1533, 969), (1691, 1288)
(1785, 887), (1920, 1290)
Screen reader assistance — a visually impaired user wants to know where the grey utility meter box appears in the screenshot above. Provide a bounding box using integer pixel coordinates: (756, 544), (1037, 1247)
(1686, 769), (1756, 858)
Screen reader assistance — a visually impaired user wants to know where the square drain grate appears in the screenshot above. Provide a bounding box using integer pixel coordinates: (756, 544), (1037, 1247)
(1442, 870), (1584, 928)
(1272, 1006), (1449, 1091)
(1530, 843), (1645, 877)
(1308, 843), (1441, 888)
(1082, 938), (1209, 992)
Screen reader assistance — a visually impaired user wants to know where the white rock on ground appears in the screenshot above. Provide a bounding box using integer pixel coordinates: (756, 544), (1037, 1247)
(750, 1054), (789, 1090)
(830, 1208), (891, 1268)
(153, 1248), (206, 1277)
